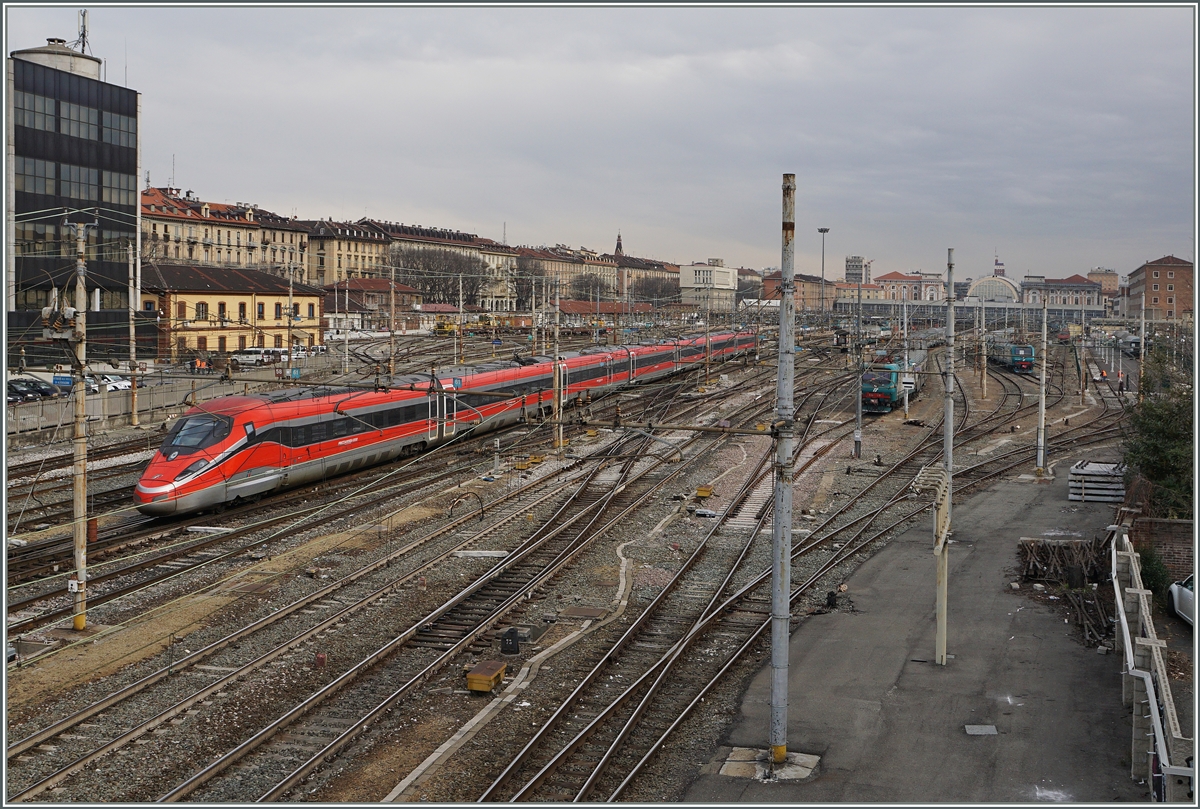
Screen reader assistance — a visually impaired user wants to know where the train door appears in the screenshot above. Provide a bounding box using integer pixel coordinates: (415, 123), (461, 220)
(559, 361), (569, 407)
(444, 392), (457, 437)
(427, 395), (439, 442)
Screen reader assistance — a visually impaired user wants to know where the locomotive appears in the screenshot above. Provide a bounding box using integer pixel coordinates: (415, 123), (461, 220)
(987, 340), (1036, 373)
(135, 331), (756, 516)
(861, 350), (927, 414)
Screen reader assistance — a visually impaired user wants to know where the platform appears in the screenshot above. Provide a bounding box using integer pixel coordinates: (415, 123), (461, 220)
(684, 452), (1149, 803)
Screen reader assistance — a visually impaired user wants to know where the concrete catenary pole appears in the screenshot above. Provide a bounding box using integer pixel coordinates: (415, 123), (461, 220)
(554, 279), (563, 451)
(343, 282), (349, 374)
(1138, 292), (1146, 402)
(389, 264), (396, 376)
(854, 279), (862, 459)
(70, 221), (91, 630)
(128, 243), (138, 426)
(902, 300), (909, 418)
(936, 248), (955, 665)
(818, 227), (829, 325)
(1036, 297), (1049, 473)
(286, 266), (294, 377)
(769, 174), (797, 766)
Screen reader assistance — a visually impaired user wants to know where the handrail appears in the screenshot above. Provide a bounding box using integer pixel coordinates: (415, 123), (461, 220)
(1109, 527), (1194, 781)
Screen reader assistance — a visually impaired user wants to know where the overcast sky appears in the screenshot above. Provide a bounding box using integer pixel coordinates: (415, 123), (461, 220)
(7, 5), (1196, 281)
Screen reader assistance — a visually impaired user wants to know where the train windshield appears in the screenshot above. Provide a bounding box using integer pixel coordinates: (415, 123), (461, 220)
(862, 371), (894, 387)
(1014, 346), (1033, 356)
(161, 414), (233, 455)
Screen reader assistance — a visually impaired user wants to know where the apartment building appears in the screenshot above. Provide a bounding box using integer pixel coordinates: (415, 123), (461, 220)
(1128, 256), (1193, 321)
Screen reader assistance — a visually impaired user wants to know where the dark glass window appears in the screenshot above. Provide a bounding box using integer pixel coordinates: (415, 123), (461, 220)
(14, 91), (55, 130)
(60, 163), (98, 200)
(15, 156), (55, 195)
(101, 109), (137, 148)
(101, 171), (137, 206)
(60, 101), (99, 140)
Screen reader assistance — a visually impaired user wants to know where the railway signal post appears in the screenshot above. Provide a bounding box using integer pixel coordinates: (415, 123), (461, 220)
(769, 173), (797, 766)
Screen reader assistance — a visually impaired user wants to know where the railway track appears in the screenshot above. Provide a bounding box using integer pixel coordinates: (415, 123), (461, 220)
(4, 350), (825, 792)
(469, 344), (1125, 802)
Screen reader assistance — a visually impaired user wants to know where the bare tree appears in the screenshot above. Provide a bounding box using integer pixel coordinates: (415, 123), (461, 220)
(571, 273), (607, 301)
(736, 276), (763, 304)
(389, 245), (488, 306)
(631, 276), (679, 305)
(514, 256), (546, 311)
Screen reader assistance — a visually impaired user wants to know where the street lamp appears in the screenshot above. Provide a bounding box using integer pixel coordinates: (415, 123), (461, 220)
(818, 227), (830, 325)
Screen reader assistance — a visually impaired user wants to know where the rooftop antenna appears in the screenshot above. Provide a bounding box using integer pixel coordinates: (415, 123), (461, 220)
(171, 155), (175, 188)
(74, 9), (91, 55)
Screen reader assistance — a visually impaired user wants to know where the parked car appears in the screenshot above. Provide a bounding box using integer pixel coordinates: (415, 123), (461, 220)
(15, 377), (63, 398)
(1168, 575), (1193, 627)
(6, 381), (42, 403)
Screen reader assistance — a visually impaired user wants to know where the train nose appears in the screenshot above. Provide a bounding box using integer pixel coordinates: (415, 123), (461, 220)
(135, 480), (179, 516)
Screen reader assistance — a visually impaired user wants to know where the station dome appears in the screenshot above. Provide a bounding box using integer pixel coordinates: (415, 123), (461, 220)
(967, 275), (1019, 303)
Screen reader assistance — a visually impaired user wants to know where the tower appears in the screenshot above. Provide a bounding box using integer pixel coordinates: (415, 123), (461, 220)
(615, 231), (624, 256)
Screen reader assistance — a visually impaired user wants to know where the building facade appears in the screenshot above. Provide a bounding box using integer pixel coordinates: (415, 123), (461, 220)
(761, 270), (837, 312)
(680, 259), (738, 312)
(301, 219), (390, 286)
(1127, 256), (1193, 322)
(140, 263), (324, 361)
(7, 37), (140, 312)
(835, 282), (885, 302)
(844, 255), (872, 285)
(1019, 274), (1103, 308)
(873, 271), (946, 302)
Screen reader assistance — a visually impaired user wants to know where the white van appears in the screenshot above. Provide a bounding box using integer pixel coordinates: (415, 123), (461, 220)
(230, 348), (272, 366)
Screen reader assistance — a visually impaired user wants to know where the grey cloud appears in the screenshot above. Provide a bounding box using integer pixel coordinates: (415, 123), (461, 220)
(6, 5), (1192, 275)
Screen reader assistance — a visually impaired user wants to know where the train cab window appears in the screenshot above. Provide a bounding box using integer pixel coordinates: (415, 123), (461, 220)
(862, 371), (894, 386)
(161, 414), (233, 455)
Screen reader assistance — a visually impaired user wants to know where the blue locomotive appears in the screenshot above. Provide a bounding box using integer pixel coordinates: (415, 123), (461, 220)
(987, 340), (1036, 373)
(861, 350), (927, 413)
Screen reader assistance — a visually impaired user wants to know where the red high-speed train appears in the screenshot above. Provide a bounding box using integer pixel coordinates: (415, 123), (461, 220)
(134, 331), (757, 516)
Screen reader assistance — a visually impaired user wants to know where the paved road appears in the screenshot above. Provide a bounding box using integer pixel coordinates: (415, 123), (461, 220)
(684, 454), (1148, 803)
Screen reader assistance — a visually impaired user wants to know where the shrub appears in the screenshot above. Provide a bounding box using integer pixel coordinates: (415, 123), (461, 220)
(1136, 544), (1171, 608)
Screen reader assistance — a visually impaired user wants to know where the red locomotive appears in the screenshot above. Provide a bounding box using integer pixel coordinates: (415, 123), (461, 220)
(135, 331), (756, 516)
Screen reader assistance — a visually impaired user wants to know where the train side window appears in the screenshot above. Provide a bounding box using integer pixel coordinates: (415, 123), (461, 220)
(292, 424), (309, 446)
(310, 422), (327, 444)
(331, 418), (348, 438)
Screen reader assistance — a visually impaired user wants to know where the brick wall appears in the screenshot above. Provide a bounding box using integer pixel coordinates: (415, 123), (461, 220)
(1131, 518), (1195, 581)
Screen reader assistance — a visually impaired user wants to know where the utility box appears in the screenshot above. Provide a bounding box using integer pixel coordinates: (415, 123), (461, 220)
(466, 660), (506, 693)
(500, 626), (521, 655)
(696, 484), (715, 499)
